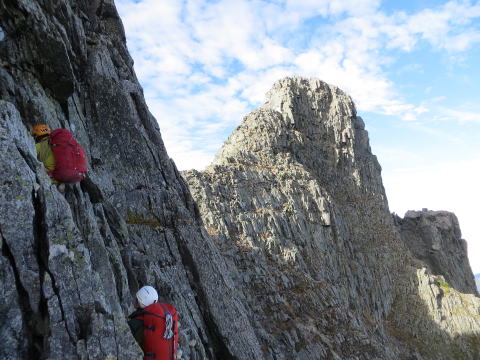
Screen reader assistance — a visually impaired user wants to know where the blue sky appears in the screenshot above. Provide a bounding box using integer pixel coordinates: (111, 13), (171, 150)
(116, 0), (480, 274)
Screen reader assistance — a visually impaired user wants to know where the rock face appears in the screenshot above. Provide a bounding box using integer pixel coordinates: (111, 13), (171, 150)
(394, 210), (478, 295)
(0, 1), (264, 359)
(0, 1), (479, 360)
(184, 77), (480, 359)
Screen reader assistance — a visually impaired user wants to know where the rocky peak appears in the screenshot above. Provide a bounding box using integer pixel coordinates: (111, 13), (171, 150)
(394, 209), (478, 295)
(185, 77), (480, 359)
(213, 77), (384, 202)
(214, 77), (356, 162)
(262, 77), (359, 148)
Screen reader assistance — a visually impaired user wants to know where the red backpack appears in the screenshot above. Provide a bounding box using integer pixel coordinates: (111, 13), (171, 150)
(134, 302), (179, 360)
(49, 129), (87, 183)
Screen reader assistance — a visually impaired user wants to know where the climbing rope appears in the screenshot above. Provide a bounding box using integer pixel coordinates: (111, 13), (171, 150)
(164, 312), (174, 339)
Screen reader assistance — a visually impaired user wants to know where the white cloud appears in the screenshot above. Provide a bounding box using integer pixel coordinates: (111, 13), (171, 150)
(386, 0), (480, 51)
(444, 31), (480, 51)
(285, 0), (381, 17)
(408, 100), (480, 125)
(441, 108), (480, 124)
(116, 0), (480, 170)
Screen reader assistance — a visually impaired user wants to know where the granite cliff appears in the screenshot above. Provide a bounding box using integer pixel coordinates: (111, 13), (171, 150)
(0, 1), (479, 360)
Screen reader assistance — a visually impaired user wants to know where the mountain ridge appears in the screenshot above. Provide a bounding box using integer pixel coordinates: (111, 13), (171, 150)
(184, 76), (480, 359)
(0, 2), (479, 360)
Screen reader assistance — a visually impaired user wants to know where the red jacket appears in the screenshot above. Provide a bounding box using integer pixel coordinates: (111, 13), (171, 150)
(130, 302), (179, 360)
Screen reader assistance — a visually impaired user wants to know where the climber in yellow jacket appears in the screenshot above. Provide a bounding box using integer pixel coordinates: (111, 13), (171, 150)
(32, 124), (64, 192)
(32, 125), (55, 171)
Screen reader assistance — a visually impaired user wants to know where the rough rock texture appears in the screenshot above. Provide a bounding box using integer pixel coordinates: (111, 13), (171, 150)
(1, 1), (479, 360)
(184, 77), (480, 359)
(394, 210), (478, 295)
(0, 1), (263, 359)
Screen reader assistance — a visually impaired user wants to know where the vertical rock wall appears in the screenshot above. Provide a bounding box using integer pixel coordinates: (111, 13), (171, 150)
(0, 1), (264, 359)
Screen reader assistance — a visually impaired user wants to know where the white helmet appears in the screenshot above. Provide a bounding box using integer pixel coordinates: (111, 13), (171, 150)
(136, 285), (158, 308)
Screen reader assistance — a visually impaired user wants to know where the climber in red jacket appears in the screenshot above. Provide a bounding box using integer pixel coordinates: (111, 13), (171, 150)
(128, 286), (179, 360)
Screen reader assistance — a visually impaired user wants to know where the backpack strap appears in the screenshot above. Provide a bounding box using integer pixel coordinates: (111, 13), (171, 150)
(159, 303), (177, 315)
(128, 309), (145, 319)
(139, 310), (166, 320)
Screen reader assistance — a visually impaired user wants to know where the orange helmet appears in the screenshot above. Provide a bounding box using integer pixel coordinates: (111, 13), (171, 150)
(32, 124), (51, 137)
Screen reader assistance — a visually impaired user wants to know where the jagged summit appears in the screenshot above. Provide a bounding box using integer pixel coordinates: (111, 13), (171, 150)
(263, 77), (356, 127)
(213, 77), (360, 166)
(211, 77), (384, 199)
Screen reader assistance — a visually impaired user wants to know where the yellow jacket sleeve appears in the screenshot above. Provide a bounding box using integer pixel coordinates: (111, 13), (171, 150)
(36, 138), (56, 172)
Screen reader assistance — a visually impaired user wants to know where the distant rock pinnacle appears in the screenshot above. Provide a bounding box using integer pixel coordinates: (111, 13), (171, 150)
(395, 209), (478, 295)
